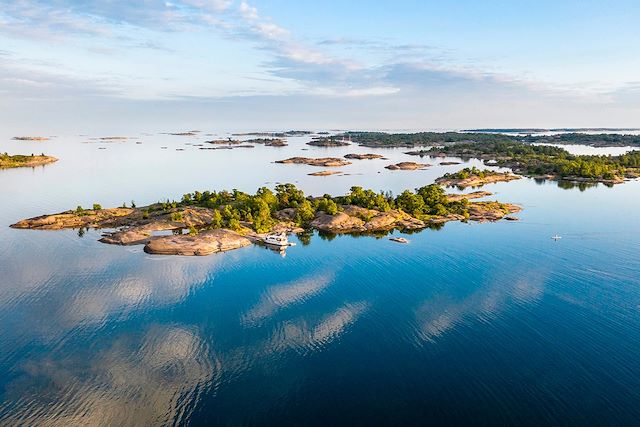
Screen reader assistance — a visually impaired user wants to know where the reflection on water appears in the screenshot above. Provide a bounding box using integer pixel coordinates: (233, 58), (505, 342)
(415, 267), (547, 343)
(2, 132), (640, 424)
(242, 272), (335, 326)
(266, 301), (370, 355)
(1, 325), (217, 426)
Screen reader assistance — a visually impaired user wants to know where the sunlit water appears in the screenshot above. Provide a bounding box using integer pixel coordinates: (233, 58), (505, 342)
(1, 132), (640, 425)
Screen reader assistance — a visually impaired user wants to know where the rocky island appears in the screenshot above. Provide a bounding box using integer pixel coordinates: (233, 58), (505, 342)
(1, 153), (58, 169)
(205, 139), (243, 145)
(308, 170), (342, 176)
(276, 157), (352, 167)
(245, 138), (287, 146)
(307, 136), (350, 147)
(436, 167), (521, 188)
(11, 184), (520, 256)
(344, 153), (384, 160)
(385, 162), (430, 170)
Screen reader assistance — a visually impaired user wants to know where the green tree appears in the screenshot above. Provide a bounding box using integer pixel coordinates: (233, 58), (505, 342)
(295, 199), (315, 225)
(253, 200), (275, 233)
(211, 209), (223, 228)
(395, 190), (425, 216)
(316, 197), (338, 215)
(228, 217), (241, 231)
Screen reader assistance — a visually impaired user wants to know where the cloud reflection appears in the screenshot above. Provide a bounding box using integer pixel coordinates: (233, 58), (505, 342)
(242, 271), (335, 326)
(264, 301), (369, 355)
(415, 268), (548, 343)
(1, 325), (218, 426)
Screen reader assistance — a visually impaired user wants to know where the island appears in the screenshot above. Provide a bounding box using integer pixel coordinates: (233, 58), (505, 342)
(12, 136), (50, 141)
(308, 170), (342, 176)
(425, 140), (640, 184)
(339, 131), (640, 148)
(11, 184), (521, 256)
(245, 138), (287, 147)
(205, 139), (243, 145)
(232, 130), (312, 137)
(95, 136), (128, 141)
(344, 153), (384, 160)
(200, 145), (254, 150)
(342, 131), (515, 148)
(165, 131), (199, 136)
(1, 153), (58, 169)
(436, 167), (521, 188)
(521, 132), (640, 147)
(385, 162), (430, 170)
(307, 137), (350, 147)
(275, 157), (352, 167)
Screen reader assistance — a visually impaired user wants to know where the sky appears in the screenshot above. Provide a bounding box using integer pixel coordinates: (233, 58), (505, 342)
(1, 0), (640, 133)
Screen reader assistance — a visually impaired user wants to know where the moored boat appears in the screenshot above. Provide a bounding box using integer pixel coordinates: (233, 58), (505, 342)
(263, 232), (289, 247)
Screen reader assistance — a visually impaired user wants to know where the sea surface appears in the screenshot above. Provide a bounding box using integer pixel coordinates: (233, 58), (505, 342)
(1, 131), (640, 425)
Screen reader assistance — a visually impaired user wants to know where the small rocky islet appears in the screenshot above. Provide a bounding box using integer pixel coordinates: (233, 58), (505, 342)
(0, 153), (58, 169)
(344, 153), (384, 160)
(276, 157), (352, 167)
(385, 162), (431, 170)
(11, 184), (520, 257)
(12, 136), (51, 141)
(308, 170), (343, 176)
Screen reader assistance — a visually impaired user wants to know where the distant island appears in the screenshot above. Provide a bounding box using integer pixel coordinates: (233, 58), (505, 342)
(436, 167), (520, 188)
(307, 136), (350, 147)
(344, 153), (384, 160)
(341, 131), (516, 147)
(423, 141), (639, 184)
(276, 157), (352, 167)
(245, 138), (287, 146)
(11, 184), (520, 256)
(232, 130), (312, 137)
(385, 162), (430, 170)
(464, 128), (640, 134)
(338, 131), (640, 148)
(0, 153), (58, 169)
(308, 170), (342, 176)
(12, 136), (50, 141)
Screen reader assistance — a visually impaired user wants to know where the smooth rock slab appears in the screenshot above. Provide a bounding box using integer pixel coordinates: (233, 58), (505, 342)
(143, 229), (251, 256)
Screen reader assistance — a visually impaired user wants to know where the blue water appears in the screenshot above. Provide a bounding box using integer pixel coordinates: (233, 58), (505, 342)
(1, 132), (640, 425)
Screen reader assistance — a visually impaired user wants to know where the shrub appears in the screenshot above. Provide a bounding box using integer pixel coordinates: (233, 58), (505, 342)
(169, 212), (184, 222)
(227, 218), (241, 231)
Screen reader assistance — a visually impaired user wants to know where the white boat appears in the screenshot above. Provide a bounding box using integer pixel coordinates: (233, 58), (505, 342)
(551, 234), (562, 240)
(263, 233), (289, 247)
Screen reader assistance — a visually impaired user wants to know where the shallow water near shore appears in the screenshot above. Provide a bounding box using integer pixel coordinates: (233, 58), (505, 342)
(1, 132), (640, 425)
